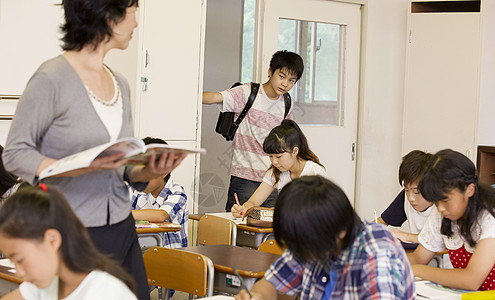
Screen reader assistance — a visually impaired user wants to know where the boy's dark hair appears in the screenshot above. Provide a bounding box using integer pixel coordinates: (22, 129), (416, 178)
(273, 175), (362, 262)
(269, 50), (304, 81)
(418, 149), (495, 247)
(0, 185), (136, 293)
(398, 150), (433, 186)
(60, 0), (139, 51)
(263, 120), (323, 186)
(142, 137), (171, 182)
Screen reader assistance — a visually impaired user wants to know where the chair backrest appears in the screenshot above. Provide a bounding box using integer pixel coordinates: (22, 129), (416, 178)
(198, 214), (237, 246)
(143, 247), (214, 298)
(258, 239), (285, 255)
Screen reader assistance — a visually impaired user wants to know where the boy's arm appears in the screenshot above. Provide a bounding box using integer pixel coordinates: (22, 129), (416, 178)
(203, 91), (223, 104)
(235, 278), (278, 300)
(391, 229), (419, 244)
(131, 209), (169, 223)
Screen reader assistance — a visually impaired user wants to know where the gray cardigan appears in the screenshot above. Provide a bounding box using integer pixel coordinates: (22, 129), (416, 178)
(3, 55), (146, 227)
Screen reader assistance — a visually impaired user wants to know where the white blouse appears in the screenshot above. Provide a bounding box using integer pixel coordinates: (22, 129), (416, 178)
(418, 207), (495, 253)
(262, 160), (326, 191)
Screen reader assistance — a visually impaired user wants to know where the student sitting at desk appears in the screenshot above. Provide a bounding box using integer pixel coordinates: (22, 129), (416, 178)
(236, 175), (415, 300)
(0, 145), (23, 206)
(409, 149), (495, 291)
(129, 137), (188, 249)
(0, 184), (137, 299)
(231, 120), (325, 218)
(378, 150), (434, 246)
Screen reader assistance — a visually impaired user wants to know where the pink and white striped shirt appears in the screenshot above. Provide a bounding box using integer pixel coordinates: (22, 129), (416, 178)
(220, 83), (292, 182)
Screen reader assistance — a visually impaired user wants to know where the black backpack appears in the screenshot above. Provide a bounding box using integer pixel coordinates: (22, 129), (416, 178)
(215, 82), (291, 141)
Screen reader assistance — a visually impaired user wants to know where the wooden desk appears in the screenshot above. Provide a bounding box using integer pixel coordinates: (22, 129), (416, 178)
(180, 244), (280, 295)
(190, 213), (274, 248)
(135, 222), (181, 249)
(0, 262), (21, 296)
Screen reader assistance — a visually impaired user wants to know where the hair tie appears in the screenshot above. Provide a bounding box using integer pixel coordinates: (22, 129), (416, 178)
(39, 183), (48, 192)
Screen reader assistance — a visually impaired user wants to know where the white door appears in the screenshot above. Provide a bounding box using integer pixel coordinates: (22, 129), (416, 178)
(258, 0), (361, 202)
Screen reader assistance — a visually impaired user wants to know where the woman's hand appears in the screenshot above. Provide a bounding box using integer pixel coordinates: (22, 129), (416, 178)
(232, 204), (247, 218)
(129, 151), (187, 183)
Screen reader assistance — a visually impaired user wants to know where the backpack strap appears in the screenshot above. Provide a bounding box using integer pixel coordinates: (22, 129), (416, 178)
(234, 82), (259, 126)
(283, 93), (292, 119)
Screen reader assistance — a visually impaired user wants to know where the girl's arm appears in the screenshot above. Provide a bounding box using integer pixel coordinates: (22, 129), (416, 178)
(231, 182), (275, 218)
(1, 288), (24, 300)
(407, 244), (436, 265)
(412, 238), (495, 290)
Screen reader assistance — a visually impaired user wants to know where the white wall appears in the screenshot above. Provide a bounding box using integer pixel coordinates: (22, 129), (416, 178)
(200, 0), (243, 213)
(354, 0), (410, 220)
(477, 0), (495, 146)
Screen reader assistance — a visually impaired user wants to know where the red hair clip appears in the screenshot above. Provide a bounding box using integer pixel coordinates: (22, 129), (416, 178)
(39, 183), (48, 192)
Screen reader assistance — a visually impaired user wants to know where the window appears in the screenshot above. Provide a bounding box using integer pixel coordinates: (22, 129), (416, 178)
(241, 3), (346, 125)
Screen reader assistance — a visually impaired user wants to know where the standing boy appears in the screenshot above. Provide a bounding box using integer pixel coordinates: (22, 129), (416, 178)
(203, 50), (304, 211)
(235, 176), (415, 300)
(129, 137), (188, 249)
(378, 150), (435, 245)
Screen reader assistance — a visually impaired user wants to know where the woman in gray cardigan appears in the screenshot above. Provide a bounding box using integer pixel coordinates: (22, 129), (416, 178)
(2, 0), (185, 299)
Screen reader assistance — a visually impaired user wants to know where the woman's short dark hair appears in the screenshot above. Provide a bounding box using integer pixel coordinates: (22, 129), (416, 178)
(0, 185), (136, 293)
(273, 175), (362, 262)
(60, 0), (139, 51)
(418, 149), (495, 247)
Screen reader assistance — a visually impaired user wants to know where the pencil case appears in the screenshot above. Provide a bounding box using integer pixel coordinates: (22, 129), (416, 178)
(243, 207), (274, 228)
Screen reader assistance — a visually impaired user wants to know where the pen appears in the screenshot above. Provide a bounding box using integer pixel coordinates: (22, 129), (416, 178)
(374, 210), (378, 223)
(233, 268), (252, 298)
(234, 193), (242, 216)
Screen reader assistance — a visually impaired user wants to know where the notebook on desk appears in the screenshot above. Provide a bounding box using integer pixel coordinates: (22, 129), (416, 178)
(205, 212), (246, 225)
(415, 280), (465, 299)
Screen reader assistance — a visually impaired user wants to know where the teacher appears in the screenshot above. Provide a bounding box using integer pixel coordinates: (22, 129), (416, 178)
(2, 0), (185, 299)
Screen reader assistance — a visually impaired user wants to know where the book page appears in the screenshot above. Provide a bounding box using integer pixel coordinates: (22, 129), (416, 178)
(39, 137), (144, 179)
(125, 143), (206, 165)
(415, 280), (464, 299)
(205, 212), (246, 225)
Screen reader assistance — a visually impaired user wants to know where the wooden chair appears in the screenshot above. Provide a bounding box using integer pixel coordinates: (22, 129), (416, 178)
(258, 239), (285, 255)
(198, 214), (237, 246)
(143, 247), (214, 300)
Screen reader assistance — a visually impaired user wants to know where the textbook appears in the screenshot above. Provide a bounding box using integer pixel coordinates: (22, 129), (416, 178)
(39, 137), (206, 180)
(415, 280), (466, 299)
(135, 222), (181, 229)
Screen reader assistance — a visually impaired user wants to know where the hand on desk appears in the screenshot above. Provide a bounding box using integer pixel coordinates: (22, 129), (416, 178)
(235, 289), (263, 300)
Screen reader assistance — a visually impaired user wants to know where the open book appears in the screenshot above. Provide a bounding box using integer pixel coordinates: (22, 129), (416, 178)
(39, 137), (206, 180)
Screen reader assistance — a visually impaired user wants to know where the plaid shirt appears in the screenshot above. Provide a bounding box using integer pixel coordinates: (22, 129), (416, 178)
(265, 222), (415, 299)
(130, 180), (188, 248)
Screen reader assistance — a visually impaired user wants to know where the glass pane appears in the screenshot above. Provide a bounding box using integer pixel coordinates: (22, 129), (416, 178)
(241, 0), (256, 83)
(278, 18), (343, 126)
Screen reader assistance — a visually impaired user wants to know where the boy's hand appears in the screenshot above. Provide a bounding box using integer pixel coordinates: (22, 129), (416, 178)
(231, 204), (246, 218)
(235, 289), (263, 300)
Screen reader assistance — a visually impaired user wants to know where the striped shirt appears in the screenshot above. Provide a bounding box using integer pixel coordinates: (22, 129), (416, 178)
(220, 83), (292, 182)
(265, 222), (415, 299)
(129, 180), (188, 248)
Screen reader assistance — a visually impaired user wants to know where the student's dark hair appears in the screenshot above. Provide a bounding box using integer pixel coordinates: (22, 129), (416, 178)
(418, 149), (495, 247)
(0, 185), (136, 294)
(60, 0), (139, 51)
(399, 150), (433, 186)
(269, 50), (304, 81)
(263, 120), (323, 185)
(142, 136), (171, 182)
(0, 145), (20, 200)
(273, 175), (362, 262)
